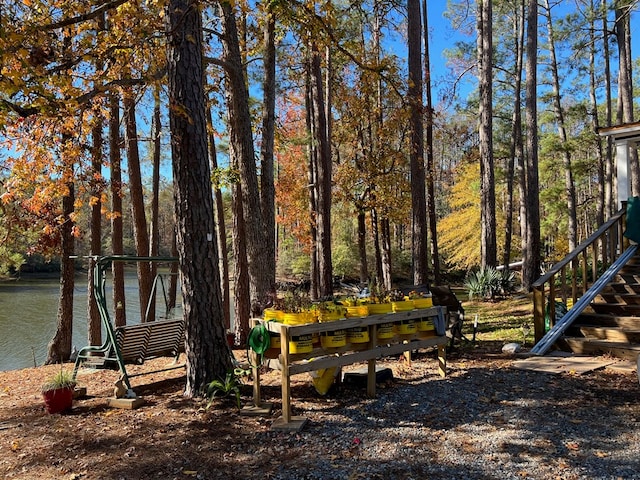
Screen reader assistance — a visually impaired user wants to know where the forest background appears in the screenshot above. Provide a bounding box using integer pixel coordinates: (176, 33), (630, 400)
(0, 0), (638, 393)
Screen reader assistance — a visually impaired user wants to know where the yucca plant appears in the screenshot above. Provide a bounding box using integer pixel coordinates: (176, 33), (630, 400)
(205, 371), (242, 410)
(465, 267), (515, 300)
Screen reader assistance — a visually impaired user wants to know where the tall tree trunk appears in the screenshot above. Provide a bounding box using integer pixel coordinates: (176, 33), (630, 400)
(357, 208), (369, 284)
(109, 93), (126, 327)
(46, 178), (75, 364)
(371, 207), (383, 285)
(477, 0), (497, 268)
(543, 0), (578, 251)
(615, 1), (637, 195)
(219, 0), (272, 312)
(148, 85), (162, 320)
(602, 0), (614, 217)
(167, 0), (233, 396)
(307, 40), (333, 297)
(109, 93), (127, 327)
(207, 107), (231, 331)
(589, 0), (606, 263)
(408, 0), (429, 285)
(232, 180), (251, 345)
(123, 89), (153, 321)
(305, 70), (319, 299)
(380, 216), (392, 290)
(522, 0), (541, 291)
(505, 0), (525, 270)
(87, 106), (103, 346)
(422, 0), (440, 285)
(260, 4), (277, 303)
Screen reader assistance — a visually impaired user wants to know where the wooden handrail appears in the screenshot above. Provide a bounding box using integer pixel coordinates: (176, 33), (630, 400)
(532, 206), (628, 342)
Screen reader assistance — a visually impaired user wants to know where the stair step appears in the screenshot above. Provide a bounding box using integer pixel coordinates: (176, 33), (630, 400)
(562, 337), (640, 360)
(577, 313), (640, 329)
(596, 292), (640, 304)
(590, 302), (640, 315)
(614, 273), (640, 283)
(604, 282), (640, 294)
(573, 325), (640, 342)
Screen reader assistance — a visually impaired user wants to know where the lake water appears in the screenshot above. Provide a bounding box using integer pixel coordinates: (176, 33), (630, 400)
(0, 272), (178, 372)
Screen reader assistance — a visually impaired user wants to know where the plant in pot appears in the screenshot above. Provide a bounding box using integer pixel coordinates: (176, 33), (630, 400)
(41, 369), (76, 414)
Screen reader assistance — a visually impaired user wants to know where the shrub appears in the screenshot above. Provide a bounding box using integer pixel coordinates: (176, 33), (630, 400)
(465, 267), (515, 300)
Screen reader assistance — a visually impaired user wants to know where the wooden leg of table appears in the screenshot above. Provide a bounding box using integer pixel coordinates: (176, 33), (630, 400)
(437, 343), (446, 377)
(252, 351), (261, 407)
(280, 324), (291, 424)
(367, 324), (377, 398)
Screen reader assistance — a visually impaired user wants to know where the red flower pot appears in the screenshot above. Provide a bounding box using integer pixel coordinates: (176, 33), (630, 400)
(42, 387), (74, 414)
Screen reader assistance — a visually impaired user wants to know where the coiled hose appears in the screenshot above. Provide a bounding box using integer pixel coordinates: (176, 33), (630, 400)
(246, 322), (272, 367)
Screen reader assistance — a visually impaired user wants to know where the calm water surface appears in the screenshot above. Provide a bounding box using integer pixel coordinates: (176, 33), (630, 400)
(0, 272), (177, 372)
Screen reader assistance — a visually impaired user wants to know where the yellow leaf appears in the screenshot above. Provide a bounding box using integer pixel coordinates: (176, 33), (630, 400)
(183, 471), (198, 476)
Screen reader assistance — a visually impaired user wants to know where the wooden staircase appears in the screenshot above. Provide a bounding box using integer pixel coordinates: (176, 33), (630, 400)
(558, 253), (640, 360)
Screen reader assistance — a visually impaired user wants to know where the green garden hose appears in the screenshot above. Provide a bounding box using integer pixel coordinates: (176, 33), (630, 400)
(246, 322), (272, 367)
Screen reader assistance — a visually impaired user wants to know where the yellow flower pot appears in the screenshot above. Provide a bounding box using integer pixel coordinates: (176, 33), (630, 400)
(412, 297), (433, 309)
(392, 300), (414, 312)
(395, 319), (417, 335)
(367, 303), (392, 315)
(283, 312), (315, 325)
(320, 329), (347, 348)
(346, 305), (370, 317)
(263, 308), (284, 321)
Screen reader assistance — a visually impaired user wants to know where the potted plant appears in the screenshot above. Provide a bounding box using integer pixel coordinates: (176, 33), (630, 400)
(41, 368), (76, 414)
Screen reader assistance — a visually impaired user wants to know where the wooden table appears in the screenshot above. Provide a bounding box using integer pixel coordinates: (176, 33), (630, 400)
(249, 306), (448, 431)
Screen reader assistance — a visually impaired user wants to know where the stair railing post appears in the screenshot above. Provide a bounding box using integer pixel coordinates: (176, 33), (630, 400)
(533, 284), (546, 343)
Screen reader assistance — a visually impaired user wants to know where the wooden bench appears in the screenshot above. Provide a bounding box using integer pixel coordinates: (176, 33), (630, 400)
(72, 318), (186, 396)
(115, 318), (185, 364)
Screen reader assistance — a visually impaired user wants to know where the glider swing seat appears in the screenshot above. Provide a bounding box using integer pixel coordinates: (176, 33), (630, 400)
(72, 256), (185, 396)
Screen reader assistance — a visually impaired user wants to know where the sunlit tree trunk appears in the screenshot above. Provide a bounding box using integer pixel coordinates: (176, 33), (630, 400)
(408, 0), (429, 285)
(207, 107), (230, 332)
(167, 0), (233, 396)
(422, 0), (440, 284)
(380, 216), (392, 290)
(589, 0), (606, 263)
(218, 0), (272, 312)
(260, 4), (277, 302)
(123, 89), (153, 322)
(542, 0), (578, 251)
(148, 85), (162, 321)
(477, 0), (496, 268)
(306, 38), (333, 298)
(87, 105), (103, 345)
(109, 93), (126, 327)
(521, 0), (541, 290)
(602, 0), (614, 217)
(357, 208), (369, 284)
(505, 0), (524, 271)
(615, 1), (637, 195)
(46, 175), (75, 364)
(232, 179), (250, 345)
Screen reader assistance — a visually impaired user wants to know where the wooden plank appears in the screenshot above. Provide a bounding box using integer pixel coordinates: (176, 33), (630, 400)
(285, 336), (448, 375)
(438, 344), (446, 377)
(279, 322), (292, 424)
(367, 324), (378, 398)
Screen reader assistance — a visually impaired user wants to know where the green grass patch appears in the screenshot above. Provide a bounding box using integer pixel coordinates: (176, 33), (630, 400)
(459, 294), (535, 346)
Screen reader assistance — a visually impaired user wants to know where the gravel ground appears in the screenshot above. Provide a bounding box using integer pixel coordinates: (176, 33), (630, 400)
(254, 352), (640, 480)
